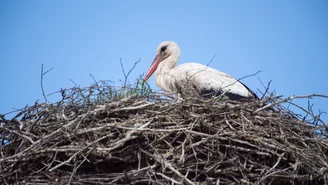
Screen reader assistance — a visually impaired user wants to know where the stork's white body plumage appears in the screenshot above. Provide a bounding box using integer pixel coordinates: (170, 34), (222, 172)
(143, 41), (257, 100)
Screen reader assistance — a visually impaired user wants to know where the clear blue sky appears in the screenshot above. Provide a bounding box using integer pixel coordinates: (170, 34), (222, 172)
(1, 1), (328, 121)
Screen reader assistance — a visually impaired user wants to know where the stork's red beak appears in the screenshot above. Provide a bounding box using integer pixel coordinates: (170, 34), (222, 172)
(143, 55), (160, 84)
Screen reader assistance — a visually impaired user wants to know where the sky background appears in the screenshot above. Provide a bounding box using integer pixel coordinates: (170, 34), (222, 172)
(1, 1), (328, 121)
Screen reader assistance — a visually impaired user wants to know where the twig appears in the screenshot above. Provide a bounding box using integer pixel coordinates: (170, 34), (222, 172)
(69, 79), (77, 86)
(68, 153), (90, 184)
(288, 101), (327, 129)
(254, 94), (328, 114)
(120, 58), (141, 87)
(257, 79), (272, 100)
(40, 64), (53, 102)
(224, 114), (236, 131)
(49, 134), (108, 172)
(206, 54), (216, 67)
(155, 172), (183, 184)
(89, 74), (97, 83)
(139, 148), (195, 185)
(238, 70), (262, 82)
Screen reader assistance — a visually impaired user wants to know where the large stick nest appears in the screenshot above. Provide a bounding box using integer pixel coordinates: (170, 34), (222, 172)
(1, 86), (328, 185)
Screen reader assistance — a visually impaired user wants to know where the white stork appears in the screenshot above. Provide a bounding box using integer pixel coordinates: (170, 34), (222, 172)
(143, 41), (258, 100)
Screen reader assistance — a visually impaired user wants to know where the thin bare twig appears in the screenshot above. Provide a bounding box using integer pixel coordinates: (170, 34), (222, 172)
(120, 58), (141, 87)
(238, 70), (262, 82)
(254, 94), (328, 114)
(40, 64), (53, 102)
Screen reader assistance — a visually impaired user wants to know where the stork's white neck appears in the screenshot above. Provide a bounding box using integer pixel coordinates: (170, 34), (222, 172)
(154, 54), (180, 92)
(154, 54), (179, 78)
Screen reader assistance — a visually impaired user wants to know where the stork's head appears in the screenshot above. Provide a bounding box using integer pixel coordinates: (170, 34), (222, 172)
(143, 41), (181, 84)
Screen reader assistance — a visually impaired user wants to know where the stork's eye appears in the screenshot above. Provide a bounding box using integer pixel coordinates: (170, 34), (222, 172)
(160, 46), (167, 53)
